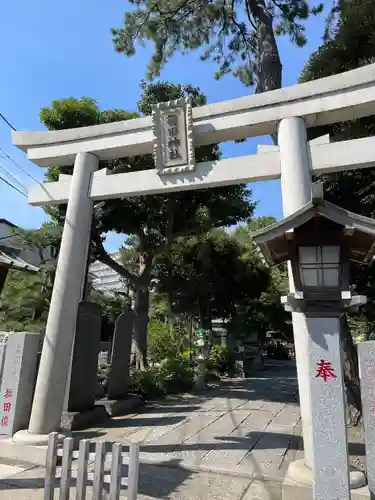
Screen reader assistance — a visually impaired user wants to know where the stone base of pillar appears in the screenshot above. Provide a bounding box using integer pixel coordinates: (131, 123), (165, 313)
(285, 459), (366, 489)
(95, 394), (143, 418)
(61, 406), (109, 431)
(12, 429), (68, 446)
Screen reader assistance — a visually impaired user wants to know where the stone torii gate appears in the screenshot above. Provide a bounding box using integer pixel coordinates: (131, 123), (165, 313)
(11, 64), (375, 482)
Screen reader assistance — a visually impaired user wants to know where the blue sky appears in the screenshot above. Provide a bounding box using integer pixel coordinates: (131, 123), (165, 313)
(0, 0), (329, 251)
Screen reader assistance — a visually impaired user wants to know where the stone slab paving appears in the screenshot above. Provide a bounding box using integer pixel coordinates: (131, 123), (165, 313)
(83, 366), (302, 484)
(0, 365), (368, 500)
(0, 462), (253, 500)
(0, 366), (302, 500)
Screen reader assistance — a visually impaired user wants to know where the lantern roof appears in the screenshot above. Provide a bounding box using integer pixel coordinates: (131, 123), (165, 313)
(251, 183), (375, 266)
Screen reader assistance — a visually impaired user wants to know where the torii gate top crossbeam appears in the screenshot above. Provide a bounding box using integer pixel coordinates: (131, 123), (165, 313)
(12, 64), (375, 168)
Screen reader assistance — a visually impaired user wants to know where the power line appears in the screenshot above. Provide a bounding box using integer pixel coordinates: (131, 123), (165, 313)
(0, 112), (16, 131)
(0, 168), (28, 196)
(0, 109), (44, 186)
(0, 173), (27, 197)
(0, 148), (41, 185)
(0, 160), (28, 190)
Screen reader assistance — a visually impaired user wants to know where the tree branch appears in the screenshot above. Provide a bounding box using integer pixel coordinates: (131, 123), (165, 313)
(94, 237), (139, 284)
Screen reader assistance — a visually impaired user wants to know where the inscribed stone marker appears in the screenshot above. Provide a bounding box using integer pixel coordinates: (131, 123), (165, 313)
(358, 340), (375, 497)
(67, 301), (102, 412)
(107, 310), (134, 400)
(307, 316), (350, 500)
(0, 332), (40, 438)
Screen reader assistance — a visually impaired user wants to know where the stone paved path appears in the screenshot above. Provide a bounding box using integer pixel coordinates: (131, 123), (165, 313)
(0, 366), (302, 500)
(85, 366), (301, 482)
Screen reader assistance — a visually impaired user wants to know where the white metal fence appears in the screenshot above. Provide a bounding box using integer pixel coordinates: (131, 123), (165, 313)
(44, 432), (140, 500)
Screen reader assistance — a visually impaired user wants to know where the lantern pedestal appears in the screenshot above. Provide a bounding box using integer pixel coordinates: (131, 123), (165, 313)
(281, 311), (366, 499)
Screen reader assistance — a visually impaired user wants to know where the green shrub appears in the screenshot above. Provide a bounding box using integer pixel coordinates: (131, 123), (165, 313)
(159, 356), (195, 393)
(207, 344), (235, 375)
(129, 368), (165, 399)
(148, 320), (181, 364)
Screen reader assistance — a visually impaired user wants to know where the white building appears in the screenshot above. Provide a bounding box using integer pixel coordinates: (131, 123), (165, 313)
(89, 252), (126, 293)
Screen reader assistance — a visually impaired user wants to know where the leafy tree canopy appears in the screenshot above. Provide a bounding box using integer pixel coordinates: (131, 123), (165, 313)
(155, 228), (270, 322)
(300, 0), (375, 322)
(111, 0), (323, 89)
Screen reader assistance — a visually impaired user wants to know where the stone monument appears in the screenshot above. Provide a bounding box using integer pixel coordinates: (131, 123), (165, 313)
(0, 332), (40, 438)
(97, 309), (142, 417)
(61, 302), (108, 430)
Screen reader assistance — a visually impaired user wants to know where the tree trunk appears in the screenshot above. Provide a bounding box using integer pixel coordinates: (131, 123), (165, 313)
(247, 0), (282, 94)
(167, 289), (174, 337)
(247, 0), (282, 144)
(134, 285), (150, 370)
(0, 267), (9, 295)
(198, 294), (212, 332)
(340, 314), (362, 426)
(198, 237), (213, 342)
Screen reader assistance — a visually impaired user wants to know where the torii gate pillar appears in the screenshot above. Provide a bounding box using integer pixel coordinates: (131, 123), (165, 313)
(278, 116), (314, 469)
(14, 152), (99, 442)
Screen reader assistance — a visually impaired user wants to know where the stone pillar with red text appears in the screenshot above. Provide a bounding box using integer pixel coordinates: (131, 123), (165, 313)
(307, 316), (350, 500)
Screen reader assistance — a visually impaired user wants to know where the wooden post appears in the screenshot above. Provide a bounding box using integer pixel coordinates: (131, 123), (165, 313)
(60, 437), (74, 500)
(109, 443), (122, 500)
(76, 439), (90, 500)
(127, 443), (140, 500)
(44, 432), (58, 500)
(92, 441), (106, 500)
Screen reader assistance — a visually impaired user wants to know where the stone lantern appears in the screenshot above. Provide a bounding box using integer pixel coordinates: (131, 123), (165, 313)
(252, 183), (374, 316)
(251, 183), (375, 500)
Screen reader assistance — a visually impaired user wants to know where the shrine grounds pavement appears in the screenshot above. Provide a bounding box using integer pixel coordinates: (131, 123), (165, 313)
(0, 365), (366, 499)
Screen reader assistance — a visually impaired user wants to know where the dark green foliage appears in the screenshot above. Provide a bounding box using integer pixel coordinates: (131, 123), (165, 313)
(147, 318), (185, 363)
(159, 357), (195, 393)
(112, 0), (322, 87)
(207, 344), (235, 375)
(129, 368), (166, 399)
(154, 229), (270, 327)
(300, 0), (375, 423)
(0, 225), (61, 333)
(127, 356), (195, 399)
(300, 0), (375, 323)
(233, 218), (292, 341)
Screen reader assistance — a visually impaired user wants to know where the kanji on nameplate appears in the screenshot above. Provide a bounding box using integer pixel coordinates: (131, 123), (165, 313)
(152, 98), (195, 174)
(0, 332), (40, 438)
